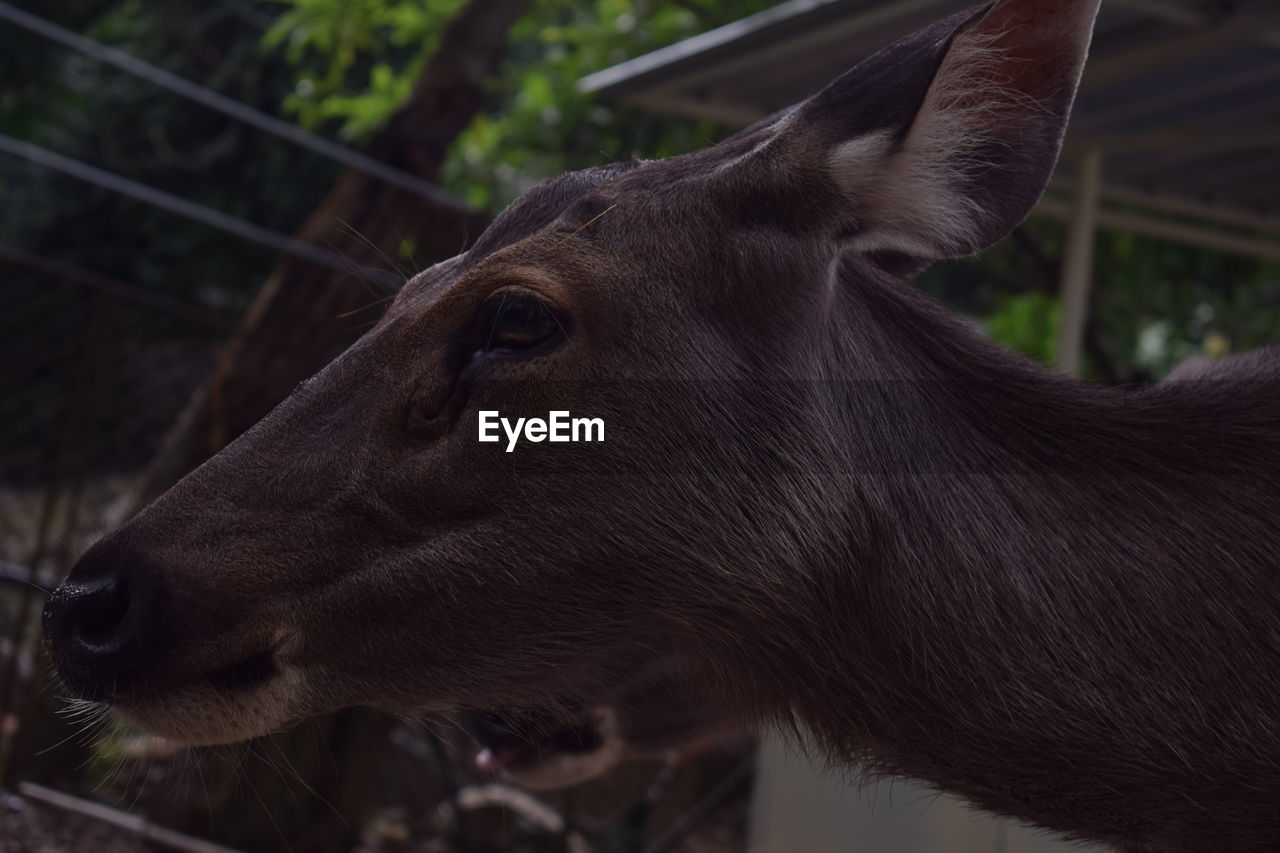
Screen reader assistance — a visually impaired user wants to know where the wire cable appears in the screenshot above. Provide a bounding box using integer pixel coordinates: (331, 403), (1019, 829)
(0, 132), (348, 270)
(0, 0), (469, 212)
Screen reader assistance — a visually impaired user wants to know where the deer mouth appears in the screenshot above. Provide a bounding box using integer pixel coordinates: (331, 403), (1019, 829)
(201, 647), (280, 692)
(102, 644), (301, 747)
(464, 706), (626, 790)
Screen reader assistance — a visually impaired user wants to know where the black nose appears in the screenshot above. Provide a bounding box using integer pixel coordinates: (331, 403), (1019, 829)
(43, 541), (154, 701)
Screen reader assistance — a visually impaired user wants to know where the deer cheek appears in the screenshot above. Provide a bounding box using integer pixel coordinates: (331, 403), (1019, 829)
(407, 369), (463, 441)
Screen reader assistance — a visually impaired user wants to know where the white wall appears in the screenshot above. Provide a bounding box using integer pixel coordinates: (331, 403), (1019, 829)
(749, 733), (1104, 853)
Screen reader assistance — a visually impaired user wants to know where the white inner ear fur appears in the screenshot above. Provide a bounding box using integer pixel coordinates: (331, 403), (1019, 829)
(828, 24), (1024, 259)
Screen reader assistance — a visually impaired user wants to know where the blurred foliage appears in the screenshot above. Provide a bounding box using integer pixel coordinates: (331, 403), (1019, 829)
(1091, 230), (1280, 379)
(263, 0), (464, 137)
(920, 216), (1280, 379)
(266, 0), (776, 207)
(987, 292), (1061, 366)
(441, 0), (777, 208)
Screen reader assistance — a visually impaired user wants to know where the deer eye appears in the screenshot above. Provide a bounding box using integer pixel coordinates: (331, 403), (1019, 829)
(479, 291), (563, 356)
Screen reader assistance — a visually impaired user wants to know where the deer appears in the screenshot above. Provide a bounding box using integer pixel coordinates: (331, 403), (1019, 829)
(41, 0), (1280, 849)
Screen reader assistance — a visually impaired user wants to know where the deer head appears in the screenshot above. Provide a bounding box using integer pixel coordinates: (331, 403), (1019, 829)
(44, 0), (1099, 791)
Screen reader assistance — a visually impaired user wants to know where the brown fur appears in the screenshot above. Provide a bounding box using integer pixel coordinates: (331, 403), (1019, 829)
(44, 1), (1280, 849)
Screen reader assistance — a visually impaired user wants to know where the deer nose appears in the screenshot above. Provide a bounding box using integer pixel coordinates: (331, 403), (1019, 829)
(42, 543), (154, 702)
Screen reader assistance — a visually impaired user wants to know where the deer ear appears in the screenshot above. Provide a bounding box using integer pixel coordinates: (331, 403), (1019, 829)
(791, 0), (1101, 259)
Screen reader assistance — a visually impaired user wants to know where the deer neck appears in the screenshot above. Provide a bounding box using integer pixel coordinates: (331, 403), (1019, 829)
(750, 259), (1280, 832)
